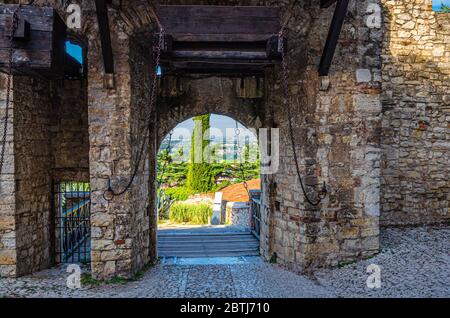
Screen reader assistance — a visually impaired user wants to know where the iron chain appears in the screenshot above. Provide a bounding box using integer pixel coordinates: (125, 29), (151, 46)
(278, 31), (327, 206)
(103, 27), (165, 201)
(234, 121), (250, 197)
(0, 9), (20, 178)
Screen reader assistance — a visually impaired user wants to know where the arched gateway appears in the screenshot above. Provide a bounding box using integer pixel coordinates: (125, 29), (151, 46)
(1, 1), (447, 280)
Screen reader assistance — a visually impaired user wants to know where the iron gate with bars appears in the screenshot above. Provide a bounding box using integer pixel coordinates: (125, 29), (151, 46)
(54, 181), (91, 264)
(249, 190), (261, 240)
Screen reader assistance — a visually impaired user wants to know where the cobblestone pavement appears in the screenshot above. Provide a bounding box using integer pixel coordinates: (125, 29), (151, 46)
(0, 226), (448, 298)
(315, 226), (450, 298)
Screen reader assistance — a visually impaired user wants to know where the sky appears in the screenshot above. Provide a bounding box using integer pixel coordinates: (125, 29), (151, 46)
(66, 41), (83, 64)
(160, 114), (258, 151)
(433, 0), (450, 10)
(174, 114), (257, 142)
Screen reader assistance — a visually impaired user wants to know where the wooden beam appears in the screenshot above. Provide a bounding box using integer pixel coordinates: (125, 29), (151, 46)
(320, 0), (337, 8)
(157, 5), (280, 35)
(0, 4), (67, 78)
(94, 0), (114, 74)
(318, 0), (349, 76)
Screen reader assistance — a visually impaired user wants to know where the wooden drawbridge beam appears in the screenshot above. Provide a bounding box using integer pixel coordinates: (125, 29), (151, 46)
(94, 0), (114, 75)
(318, 0), (350, 76)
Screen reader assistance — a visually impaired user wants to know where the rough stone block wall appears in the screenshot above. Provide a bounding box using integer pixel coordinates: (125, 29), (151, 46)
(80, 0), (384, 277)
(50, 80), (90, 182)
(264, 0), (382, 270)
(5, 0), (446, 280)
(0, 74), (89, 278)
(0, 74), (16, 277)
(10, 76), (53, 277)
(84, 2), (154, 279)
(380, 0), (450, 225)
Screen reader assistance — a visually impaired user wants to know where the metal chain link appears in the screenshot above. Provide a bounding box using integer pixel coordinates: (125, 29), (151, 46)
(0, 9), (20, 178)
(157, 129), (173, 187)
(278, 31), (327, 206)
(103, 27), (165, 201)
(234, 121), (250, 196)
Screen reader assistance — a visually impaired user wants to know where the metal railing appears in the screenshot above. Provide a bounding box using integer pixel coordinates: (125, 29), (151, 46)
(249, 190), (261, 240)
(54, 182), (91, 264)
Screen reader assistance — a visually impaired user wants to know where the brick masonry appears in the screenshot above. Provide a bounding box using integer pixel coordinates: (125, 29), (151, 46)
(0, 0), (448, 279)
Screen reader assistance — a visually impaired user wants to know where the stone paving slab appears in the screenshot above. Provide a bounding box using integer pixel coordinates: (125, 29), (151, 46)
(0, 227), (448, 298)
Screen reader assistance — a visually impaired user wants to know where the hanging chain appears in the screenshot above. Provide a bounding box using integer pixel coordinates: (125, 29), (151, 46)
(278, 30), (327, 207)
(0, 9), (20, 178)
(157, 129), (173, 187)
(234, 121), (249, 196)
(103, 27), (165, 201)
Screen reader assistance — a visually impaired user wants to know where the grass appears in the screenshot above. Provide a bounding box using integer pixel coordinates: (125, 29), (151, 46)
(169, 202), (212, 224)
(81, 259), (159, 287)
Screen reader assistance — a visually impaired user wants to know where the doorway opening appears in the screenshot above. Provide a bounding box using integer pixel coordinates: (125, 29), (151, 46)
(53, 181), (91, 264)
(156, 114), (262, 260)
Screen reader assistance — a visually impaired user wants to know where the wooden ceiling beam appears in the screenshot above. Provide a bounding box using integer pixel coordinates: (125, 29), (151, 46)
(320, 0), (337, 8)
(318, 0), (349, 76)
(95, 0), (114, 74)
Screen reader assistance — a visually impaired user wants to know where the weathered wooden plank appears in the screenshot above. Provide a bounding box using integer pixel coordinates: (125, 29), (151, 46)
(158, 5), (280, 35)
(158, 5), (279, 19)
(171, 34), (274, 43)
(0, 10), (55, 32)
(319, 0), (349, 76)
(0, 30), (52, 49)
(0, 4), (67, 78)
(94, 0), (114, 74)
(0, 49), (51, 67)
(171, 50), (267, 60)
(321, 0), (337, 8)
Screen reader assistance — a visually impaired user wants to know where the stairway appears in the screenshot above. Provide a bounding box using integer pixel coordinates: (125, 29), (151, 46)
(158, 231), (260, 258)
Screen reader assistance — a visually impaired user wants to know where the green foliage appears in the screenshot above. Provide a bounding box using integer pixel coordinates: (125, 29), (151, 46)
(186, 114), (215, 192)
(81, 273), (127, 286)
(164, 186), (195, 201)
(169, 203), (212, 224)
(187, 162), (214, 192)
(157, 189), (175, 220)
(157, 161), (189, 187)
(441, 4), (450, 12)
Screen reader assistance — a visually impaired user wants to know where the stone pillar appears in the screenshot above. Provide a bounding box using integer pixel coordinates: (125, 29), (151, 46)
(0, 74), (16, 278)
(226, 202), (252, 229)
(87, 16), (153, 279)
(0, 75), (55, 278)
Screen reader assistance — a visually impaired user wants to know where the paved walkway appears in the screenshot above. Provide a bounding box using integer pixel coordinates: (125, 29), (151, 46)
(158, 226), (259, 258)
(0, 226), (448, 298)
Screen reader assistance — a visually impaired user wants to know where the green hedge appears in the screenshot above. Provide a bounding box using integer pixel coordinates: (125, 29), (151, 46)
(164, 187), (194, 201)
(169, 203), (212, 224)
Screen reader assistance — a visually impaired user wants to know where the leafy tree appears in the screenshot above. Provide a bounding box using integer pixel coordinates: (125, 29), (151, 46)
(441, 4), (450, 12)
(186, 114), (214, 192)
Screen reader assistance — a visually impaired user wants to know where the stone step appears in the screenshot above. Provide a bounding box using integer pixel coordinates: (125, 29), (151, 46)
(159, 250), (260, 258)
(157, 231), (260, 258)
(158, 237), (257, 243)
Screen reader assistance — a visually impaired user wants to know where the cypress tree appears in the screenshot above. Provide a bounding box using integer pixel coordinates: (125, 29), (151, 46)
(186, 114), (214, 192)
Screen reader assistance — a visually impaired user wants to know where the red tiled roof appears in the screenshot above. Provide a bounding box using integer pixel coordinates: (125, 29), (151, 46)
(220, 179), (261, 202)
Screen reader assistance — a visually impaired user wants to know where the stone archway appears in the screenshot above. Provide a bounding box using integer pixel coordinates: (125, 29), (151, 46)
(148, 76), (271, 260)
(83, 0), (382, 280)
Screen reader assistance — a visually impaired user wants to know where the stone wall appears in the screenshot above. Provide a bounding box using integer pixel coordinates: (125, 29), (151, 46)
(226, 202), (252, 229)
(380, 0), (450, 225)
(0, 74), (16, 277)
(2, 0), (448, 280)
(10, 76), (53, 277)
(262, 0), (382, 271)
(50, 80), (90, 182)
(78, 0), (383, 277)
(0, 74), (90, 278)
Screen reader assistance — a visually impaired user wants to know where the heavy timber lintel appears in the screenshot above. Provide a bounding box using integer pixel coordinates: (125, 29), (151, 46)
(95, 0), (114, 75)
(318, 0), (349, 76)
(320, 0), (337, 8)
